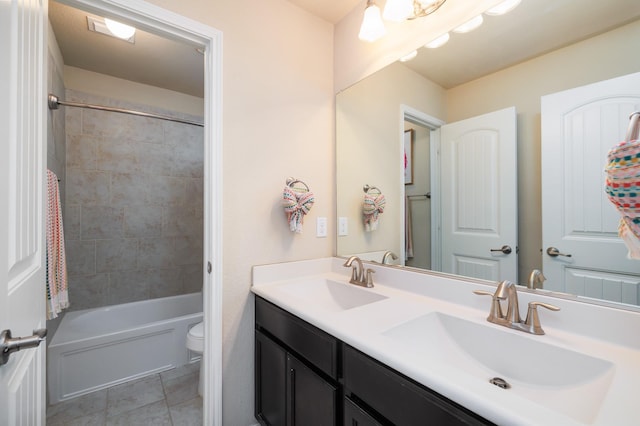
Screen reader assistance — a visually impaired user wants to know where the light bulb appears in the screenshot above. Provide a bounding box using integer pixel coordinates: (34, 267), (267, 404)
(383, 0), (414, 22)
(104, 18), (136, 40)
(485, 0), (522, 16)
(359, 2), (386, 42)
(425, 33), (450, 48)
(453, 15), (483, 33)
(399, 50), (418, 62)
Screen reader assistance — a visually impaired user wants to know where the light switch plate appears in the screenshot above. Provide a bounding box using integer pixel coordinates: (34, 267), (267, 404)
(338, 217), (348, 236)
(316, 217), (327, 237)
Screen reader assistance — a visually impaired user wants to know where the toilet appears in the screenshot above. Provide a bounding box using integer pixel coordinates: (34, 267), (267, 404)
(186, 321), (205, 396)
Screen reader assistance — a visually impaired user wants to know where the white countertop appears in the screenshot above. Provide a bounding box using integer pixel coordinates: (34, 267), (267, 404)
(252, 257), (640, 426)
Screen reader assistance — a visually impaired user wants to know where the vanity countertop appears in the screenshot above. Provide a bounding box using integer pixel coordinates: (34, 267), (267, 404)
(251, 257), (640, 426)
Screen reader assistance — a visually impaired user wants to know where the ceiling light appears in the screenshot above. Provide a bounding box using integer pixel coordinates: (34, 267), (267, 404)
(104, 18), (136, 40)
(400, 50), (418, 62)
(425, 32), (450, 48)
(359, 0), (447, 42)
(452, 15), (483, 33)
(87, 16), (135, 43)
(383, 0), (414, 22)
(411, 0), (447, 19)
(359, 0), (386, 42)
(485, 0), (522, 16)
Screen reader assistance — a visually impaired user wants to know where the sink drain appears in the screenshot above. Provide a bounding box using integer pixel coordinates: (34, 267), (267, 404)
(489, 377), (511, 389)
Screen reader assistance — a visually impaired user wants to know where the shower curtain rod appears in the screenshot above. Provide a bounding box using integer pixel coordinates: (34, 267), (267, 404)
(47, 94), (204, 127)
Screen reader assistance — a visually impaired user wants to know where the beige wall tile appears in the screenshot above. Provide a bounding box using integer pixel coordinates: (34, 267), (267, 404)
(82, 108), (164, 143)
(67, 134), (97, 170)
(67, 273), (108, 311)
(64, 205), (81, 241)
(108, 270), (150, 305)
(66, 240), (96, 276)
(173, 236), (202, 266)
(138, 238), (175, 269)
(81, 206), (124, 239)
(66, 169), (110, 206)
(124, 205), (163, 238)
(96, 239), (138, 273)
(64, 91), (203, 310)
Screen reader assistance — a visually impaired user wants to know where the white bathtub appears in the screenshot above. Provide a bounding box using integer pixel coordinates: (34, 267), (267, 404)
(47, 293), (203, 404)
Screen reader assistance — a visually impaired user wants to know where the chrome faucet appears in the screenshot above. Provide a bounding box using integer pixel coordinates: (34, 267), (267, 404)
(343, 256), (375, 288)
(528, 269), (546, 289)
(381, 251), (398, 264)
(474, 280), (560, 335)
(495, 280), (522, 325)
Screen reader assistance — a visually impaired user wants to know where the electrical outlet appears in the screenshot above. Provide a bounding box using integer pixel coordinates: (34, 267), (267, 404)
(316, 217), (327, 237)
(338, 217), (348, 236)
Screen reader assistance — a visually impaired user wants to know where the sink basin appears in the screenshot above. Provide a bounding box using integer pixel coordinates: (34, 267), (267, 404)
(383, 312), (615, 423)
(275, 278), (388, 312)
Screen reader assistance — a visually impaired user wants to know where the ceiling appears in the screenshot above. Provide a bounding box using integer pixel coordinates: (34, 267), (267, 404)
(49, 0), (640, 98)
(287, 0), (362, 24)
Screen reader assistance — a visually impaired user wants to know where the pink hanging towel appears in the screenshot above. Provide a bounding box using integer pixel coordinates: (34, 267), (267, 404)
(46, 170), (69, 319)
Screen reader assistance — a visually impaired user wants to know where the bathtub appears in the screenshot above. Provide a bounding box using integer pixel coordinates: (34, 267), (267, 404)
(47, 293), (203, 404)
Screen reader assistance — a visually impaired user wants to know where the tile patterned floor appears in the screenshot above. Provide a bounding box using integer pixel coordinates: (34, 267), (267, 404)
(46, 363), (202, 426)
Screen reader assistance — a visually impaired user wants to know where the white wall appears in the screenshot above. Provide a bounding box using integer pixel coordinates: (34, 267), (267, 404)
(141, 1), (334, 424)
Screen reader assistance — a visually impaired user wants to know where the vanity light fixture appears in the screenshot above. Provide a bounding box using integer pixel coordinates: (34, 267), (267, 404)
(399, 50), (418, 62)
(361, 0), (522, 44)
(360, 0), (447, 42)
(425, 32), (450, 48)
(359, 0), (387, 42)
(452, 14), (484, 33)
(485, 0), (522, 16)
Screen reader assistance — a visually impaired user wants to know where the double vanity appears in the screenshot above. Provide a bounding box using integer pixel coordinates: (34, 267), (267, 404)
(252, 257), (640, 425)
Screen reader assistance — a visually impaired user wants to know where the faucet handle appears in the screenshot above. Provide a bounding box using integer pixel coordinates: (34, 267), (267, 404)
(524, 301), (560, 335)
(473, 290), (504, 321)
(365, 269), (375, 287)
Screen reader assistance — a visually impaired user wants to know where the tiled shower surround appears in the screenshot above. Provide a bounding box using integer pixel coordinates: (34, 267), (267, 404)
(64, 89), (204, 310)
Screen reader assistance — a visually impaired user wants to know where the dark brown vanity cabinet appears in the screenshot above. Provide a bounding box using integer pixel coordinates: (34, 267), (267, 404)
(255, 296), (493, 426)
(255, 297), (339, 426)
(343, 345), (493, 426)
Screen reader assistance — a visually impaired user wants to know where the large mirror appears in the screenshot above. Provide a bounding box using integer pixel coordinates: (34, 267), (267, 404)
(336, 0), (640, 309)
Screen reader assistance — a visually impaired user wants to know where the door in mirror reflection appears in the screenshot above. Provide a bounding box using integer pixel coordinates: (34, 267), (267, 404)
(439, 107), (518, 282)
(542, 72), (640, 305)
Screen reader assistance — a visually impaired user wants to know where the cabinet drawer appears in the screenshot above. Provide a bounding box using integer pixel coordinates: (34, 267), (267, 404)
(343, 345), (492, 426)
(255, 296), (338, 379)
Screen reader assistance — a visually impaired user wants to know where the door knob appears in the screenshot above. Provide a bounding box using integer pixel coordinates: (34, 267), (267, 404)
(546, 247), (572, 258)
(0, 328), (47, 366)
(490, 245), (512, 255)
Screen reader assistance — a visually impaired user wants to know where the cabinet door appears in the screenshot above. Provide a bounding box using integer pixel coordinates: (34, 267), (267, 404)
(287, 354), (337, 426)
(255, 331), (287, 426)
(344, 396), (383, 426)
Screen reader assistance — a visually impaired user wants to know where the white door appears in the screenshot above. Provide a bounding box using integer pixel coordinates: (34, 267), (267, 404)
(0, 0), (48, 424)
(541, 72), (640, 305)
(440, 107), (518, 282)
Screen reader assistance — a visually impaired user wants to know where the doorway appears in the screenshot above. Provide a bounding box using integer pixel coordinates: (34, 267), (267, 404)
(46, 0), (222, 424)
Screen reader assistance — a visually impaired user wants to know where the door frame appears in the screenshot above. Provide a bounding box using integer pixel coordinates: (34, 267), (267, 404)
(53, 1), (223, 424)
(400, 105), (444, 269)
